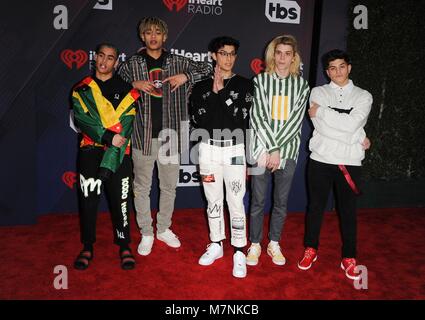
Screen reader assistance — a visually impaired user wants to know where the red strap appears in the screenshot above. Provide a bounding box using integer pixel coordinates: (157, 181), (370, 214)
(338, 165), (361, 195)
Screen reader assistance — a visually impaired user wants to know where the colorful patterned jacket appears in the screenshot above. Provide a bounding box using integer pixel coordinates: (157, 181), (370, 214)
(71, 76), (140, 173)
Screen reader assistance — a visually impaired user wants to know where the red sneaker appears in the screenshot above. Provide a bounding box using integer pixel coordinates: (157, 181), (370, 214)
(297, 247), (318, 270)
(341, 258), (361, 280)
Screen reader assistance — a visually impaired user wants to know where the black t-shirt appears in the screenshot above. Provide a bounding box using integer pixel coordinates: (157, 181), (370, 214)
(142, 50), (165, 138)
(93, 74), (132, 109)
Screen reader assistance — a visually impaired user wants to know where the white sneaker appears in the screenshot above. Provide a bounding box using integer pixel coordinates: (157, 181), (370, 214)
(137, 235), (154, 256)
(198, 243), (223, 266)
(157, 229), (181, 248)
(233, 251), (247, 278)
(246, 243), (261, 266)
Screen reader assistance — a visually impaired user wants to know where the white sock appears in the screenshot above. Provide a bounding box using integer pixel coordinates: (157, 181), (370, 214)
(270, 240), (279, 247)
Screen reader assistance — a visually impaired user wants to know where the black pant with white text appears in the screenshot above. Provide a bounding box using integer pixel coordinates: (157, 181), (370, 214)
(77, 147), (132, 248)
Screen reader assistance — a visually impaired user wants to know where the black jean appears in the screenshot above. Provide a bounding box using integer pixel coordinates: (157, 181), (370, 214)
(77, 147), (132, 247)
(304, 159), (361, 258)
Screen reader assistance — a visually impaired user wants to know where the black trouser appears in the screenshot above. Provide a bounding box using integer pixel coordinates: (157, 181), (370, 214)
(304, 159), (361, 258)
(77, 147), (132, 247)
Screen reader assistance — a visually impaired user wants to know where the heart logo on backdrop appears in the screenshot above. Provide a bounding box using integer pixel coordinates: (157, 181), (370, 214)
(62, 171), (77, 189)
(163, 0), (187, 12)
(250, 58), (265, 74)
(60, 50), (88, 69)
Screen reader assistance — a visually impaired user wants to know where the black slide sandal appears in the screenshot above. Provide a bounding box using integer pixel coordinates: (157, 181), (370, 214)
(120, 249), (135, 270)
(74, 250), (93, 270)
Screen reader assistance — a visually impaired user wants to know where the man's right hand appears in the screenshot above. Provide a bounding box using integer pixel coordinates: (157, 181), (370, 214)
(132, 80), (155, 94)
(212, 65), (224, 94)
(112, 134), (126, 148)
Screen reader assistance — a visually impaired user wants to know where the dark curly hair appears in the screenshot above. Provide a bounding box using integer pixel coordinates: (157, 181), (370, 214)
(322, 49), (351, 70)
(208, 36), (240, 53)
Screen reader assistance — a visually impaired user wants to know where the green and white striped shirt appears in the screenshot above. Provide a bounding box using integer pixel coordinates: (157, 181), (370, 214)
(249, 72), (310, 168)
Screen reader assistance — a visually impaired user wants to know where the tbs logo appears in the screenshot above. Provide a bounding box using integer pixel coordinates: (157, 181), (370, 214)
(178, 166), (200, 187)
(266, 0), (300, 24)
(93, 0), (112, 10)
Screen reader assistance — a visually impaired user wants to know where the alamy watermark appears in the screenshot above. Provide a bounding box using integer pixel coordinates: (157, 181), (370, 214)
(53, 265), (68, 290)
(353, 4), (368, 30)
(353, 265), (368, 290)
(155, 124), (270, 175)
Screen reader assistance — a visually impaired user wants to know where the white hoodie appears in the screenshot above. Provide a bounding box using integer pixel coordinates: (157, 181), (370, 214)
(309, 80), (373, 166)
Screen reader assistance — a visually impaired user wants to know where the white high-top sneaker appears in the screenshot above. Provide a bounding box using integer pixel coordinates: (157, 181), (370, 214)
(233, 251), (247, 278)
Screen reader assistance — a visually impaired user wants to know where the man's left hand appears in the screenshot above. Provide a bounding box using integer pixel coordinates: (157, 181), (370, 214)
(163, 74), (188, 92)
(362, 137), (371, 150)
(267, 150), (281, 173)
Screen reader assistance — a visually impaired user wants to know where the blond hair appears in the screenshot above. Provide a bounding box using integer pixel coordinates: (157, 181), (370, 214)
(138, 17), (168, 36)
(264, 34), (301, 76)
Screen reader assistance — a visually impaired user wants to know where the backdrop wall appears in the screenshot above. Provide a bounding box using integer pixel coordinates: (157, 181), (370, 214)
(1, 0), (351, 225)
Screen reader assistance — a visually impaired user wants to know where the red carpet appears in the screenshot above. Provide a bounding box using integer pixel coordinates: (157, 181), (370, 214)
(1, 208), (424, 300)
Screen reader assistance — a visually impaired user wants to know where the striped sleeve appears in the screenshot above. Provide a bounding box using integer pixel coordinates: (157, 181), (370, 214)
(249, 74), (280, 153)
(181, 56), (212, 84)
(117, 60), (132, 84)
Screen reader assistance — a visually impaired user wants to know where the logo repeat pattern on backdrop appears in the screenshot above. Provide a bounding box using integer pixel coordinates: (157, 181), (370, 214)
(163, 0), (224, 15)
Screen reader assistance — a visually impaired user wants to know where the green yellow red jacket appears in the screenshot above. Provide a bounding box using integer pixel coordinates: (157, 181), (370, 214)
(71, 76), (140, 173)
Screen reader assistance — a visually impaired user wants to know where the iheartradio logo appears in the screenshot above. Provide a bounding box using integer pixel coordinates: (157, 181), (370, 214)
(250, 58), (265, 74)
(62, 171), (77, 189)
(163, 0), (187, 12)
(61, 49), (88, 69)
